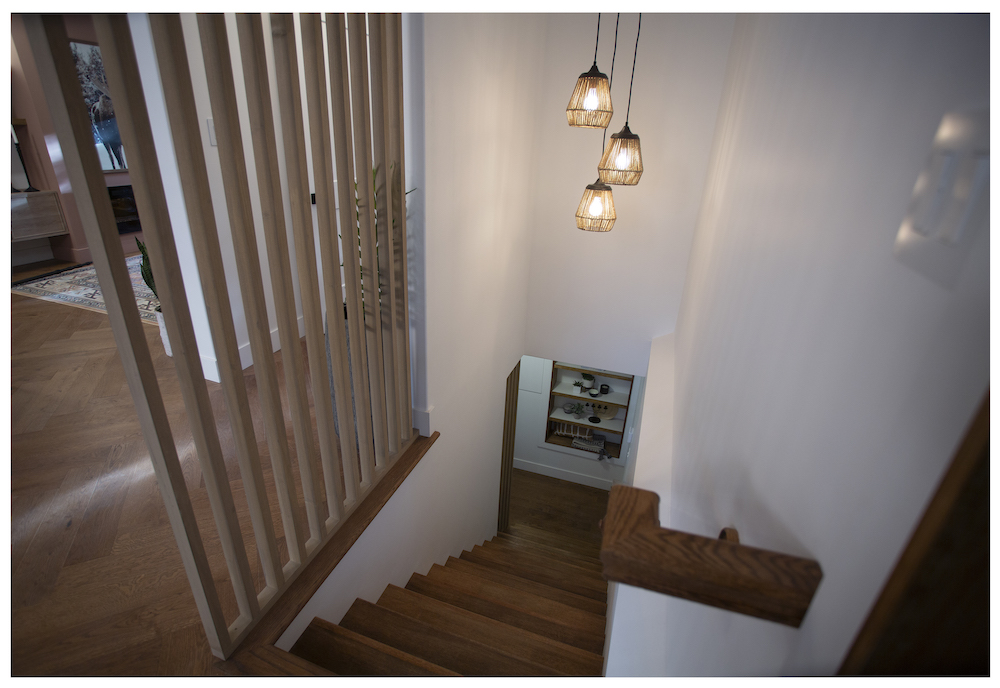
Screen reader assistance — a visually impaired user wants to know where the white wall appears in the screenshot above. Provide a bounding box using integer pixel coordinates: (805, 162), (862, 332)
(604, 332), (675, 674)
(512, 355), (629, 490)
(129, 13), (219, 380)
(129, 13), (312, 382)
(278, 13), (546, 646)
(522, 14), (736, 377)
(606, 15), (988, 676)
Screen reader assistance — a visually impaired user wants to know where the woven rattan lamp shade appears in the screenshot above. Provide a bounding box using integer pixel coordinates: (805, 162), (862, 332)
(598, 123), (643, 185)
(575, 180), (616, 232)
(566, 64), (613, 129)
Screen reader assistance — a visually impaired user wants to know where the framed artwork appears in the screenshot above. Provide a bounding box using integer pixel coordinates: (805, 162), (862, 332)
(70, 41), (127, 172)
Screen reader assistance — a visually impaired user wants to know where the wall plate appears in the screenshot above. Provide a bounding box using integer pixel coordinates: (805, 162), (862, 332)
(894, 109), (989, 289)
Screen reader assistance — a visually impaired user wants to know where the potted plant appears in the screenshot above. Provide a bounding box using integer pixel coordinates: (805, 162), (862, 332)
(570, 402), (586, 419)
(137, 238), (172, 357)
(581, 373), (595, 390)
(572, 380), (586, 395)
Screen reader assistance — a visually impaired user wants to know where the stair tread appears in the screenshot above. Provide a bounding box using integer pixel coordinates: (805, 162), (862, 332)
(445, 556), (607, 616)
(506, 523), (602, 558)
(379, 584), (603, 676)
(482, 540), (607, 581)
(235, 645), (335, 676)
(479, 541), (607, 583)
(464, 545), (607, 601)
(424, 562), (606, 631)
(493, 533), (603, 571)
(341, 598), (559, 676)
(410, 567), (606, 656)
(290, 616), (459, 676)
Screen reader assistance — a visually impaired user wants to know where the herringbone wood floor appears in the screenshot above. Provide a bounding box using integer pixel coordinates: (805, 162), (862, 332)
(11, 292), (610, 675)
(10, 293), (331, 675)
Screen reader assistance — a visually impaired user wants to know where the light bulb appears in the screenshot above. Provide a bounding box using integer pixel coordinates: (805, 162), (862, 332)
(615, 149), (629, 169)
(588, 196), (603, 216)
(583, 88), (599, 112)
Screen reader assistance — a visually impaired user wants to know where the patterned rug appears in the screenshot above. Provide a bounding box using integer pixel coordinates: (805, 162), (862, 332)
(11, 255), (159, 324)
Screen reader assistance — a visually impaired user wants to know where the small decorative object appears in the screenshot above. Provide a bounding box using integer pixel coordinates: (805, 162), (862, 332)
(600, 383), (610, 394)
(589, 388), (600, 397)
(554, 422), (592, 440)
(595, 404), (616, 420)
(570, 402), (586, 419)
(589, 416), (601, 423)
(572, 434), (606, 453)
(563, 402), (575, 413)
(572, 380), (586, 395)
(581, 373), (595, 389)
(137, 238), (171, 357)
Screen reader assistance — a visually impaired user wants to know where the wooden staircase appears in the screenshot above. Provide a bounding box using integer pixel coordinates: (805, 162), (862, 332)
(289, 523), (608, 676)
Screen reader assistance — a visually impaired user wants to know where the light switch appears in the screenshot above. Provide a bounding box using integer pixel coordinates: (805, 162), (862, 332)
(894, 109), (989, 289)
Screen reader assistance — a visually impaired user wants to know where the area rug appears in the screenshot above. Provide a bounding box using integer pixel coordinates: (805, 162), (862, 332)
(11, 254), (159, 324)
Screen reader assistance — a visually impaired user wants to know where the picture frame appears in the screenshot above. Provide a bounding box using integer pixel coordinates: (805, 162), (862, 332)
(69, 40), (127, 172)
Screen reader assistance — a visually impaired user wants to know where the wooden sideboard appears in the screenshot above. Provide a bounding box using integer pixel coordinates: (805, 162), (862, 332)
(12, 191), (69, 242)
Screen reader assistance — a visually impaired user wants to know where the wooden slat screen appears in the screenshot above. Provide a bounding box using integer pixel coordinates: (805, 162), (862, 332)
(25, 12), (414, 659)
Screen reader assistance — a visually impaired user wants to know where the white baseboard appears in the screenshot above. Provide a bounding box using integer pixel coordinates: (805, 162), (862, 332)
(512, 458), (613, 491)
(234, 315), (306, 372)
(413, 405), (433, 437)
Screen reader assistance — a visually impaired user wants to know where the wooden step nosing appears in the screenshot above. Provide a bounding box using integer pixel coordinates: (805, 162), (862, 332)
(406, 574), (606, 656)
(423, 564), (606, 632)
(341, 598), (561, 676)
(378, 585), (603, 675)
(291, 616), (459, 676)
(506, 524), (602, 556)
(466, 546), (608, 597)
(478, 542), (608, 583)
(493, 534), (603, 570)
(445, 556), (608, 615)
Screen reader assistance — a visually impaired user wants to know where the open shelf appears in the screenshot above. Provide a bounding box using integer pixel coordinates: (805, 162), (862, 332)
(553, 362), (633, 382)
(548, 407), (625, 434)
(545, 360), (634, 463)
(544, 432), (622, 459)
(551, 381), (630, 407)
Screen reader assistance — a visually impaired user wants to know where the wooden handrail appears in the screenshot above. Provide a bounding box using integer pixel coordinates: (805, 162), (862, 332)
(600, 485), (823, 627)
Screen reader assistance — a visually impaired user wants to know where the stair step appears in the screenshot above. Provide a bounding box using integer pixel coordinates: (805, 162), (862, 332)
(507, 523), (602, 559)
(411, 565), (606, 655)
(463, 545), (607, 602)
(340, 598), (558, 676)
(290, 616), (459, 676)
(480, 540), (607, 583)
(235, 645), (335, 676)
(493, 533), (603, 571)
(378, 584), (602, 676)
(445, 556), (607, 616)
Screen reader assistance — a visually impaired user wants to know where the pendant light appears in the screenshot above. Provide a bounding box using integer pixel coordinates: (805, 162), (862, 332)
(575, 179), (616, 232)
(566, 14), (613, 129)
(599, 14), (643, 185)
(576, 15), (618, 232)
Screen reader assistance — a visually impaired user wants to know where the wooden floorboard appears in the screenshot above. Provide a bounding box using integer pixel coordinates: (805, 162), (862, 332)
(9, 294), (340, 674)
(507, 468), (609, 548)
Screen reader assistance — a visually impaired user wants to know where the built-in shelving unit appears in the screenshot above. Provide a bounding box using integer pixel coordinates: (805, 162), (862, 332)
(545, 362), (634, 459)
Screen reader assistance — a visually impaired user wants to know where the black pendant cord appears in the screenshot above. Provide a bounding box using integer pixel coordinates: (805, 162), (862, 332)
(592, 13), (600, 66)
(602, 13), (620, 153)
(625, 13), (641, 127)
